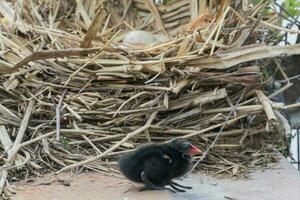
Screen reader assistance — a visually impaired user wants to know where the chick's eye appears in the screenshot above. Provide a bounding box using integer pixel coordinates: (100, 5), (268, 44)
(182, 143), (190, 150)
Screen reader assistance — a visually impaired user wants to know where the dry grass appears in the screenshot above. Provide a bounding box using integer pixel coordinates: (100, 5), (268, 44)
(0, 0), (299, 198)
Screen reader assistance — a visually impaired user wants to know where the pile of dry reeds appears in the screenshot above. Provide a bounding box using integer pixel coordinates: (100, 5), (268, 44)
(0, 0), (300, 197)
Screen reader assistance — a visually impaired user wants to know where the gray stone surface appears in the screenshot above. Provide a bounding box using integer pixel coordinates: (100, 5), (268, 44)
(174, 158), (300, 200)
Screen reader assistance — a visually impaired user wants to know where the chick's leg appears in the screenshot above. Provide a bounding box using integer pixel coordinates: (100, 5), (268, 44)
(170, 180), (192, 189)
(169, 183), (186, 192)
(139, 171), (176, 193)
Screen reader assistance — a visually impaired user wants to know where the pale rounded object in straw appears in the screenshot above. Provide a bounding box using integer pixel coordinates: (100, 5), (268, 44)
(123, 30), (156, 45)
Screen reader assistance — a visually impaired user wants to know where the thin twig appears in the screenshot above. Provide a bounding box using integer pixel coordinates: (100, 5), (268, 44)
(189, 88), (246, 173)
(56, 89), (68, 141)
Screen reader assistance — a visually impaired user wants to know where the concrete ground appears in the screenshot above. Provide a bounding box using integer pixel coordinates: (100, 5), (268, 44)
(10, 158), (300, 200)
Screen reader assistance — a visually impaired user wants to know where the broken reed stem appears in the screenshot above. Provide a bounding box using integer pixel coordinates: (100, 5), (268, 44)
(0, 48), (100, 73)
(202, 102), (283, 114)
(256, 90), (278, 122)
(73, 120), (102, 154)
(268, 82), (293, 99)
(0, 151), (31, 171)
(56, 111), (158, 174)
(0, 100), (35, 194)
(210, 6), (230, 55)
(197, 16), (221, 55)
(56, 89), (68, 141)
(21, 131), (55, 147)
(81, 135), (102, 154)
(8, 100), (35, 162)
(80, 2), (107, 48)
(69, 134), (124, 145)
(0, 171), (8, 195)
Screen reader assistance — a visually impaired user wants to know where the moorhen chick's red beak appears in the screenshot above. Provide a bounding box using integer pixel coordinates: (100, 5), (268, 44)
(189, 144), (202, 155)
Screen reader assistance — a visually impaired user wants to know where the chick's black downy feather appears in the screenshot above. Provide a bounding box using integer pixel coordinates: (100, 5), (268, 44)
(118, 139), (200, 192)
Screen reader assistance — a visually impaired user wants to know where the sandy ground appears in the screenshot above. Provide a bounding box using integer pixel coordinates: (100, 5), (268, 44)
(10, 172), (173, 200)
(9, 158), (300, 200)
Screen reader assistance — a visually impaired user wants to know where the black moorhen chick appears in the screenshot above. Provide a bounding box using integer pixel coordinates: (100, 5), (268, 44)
(118, 138), (201, 192)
